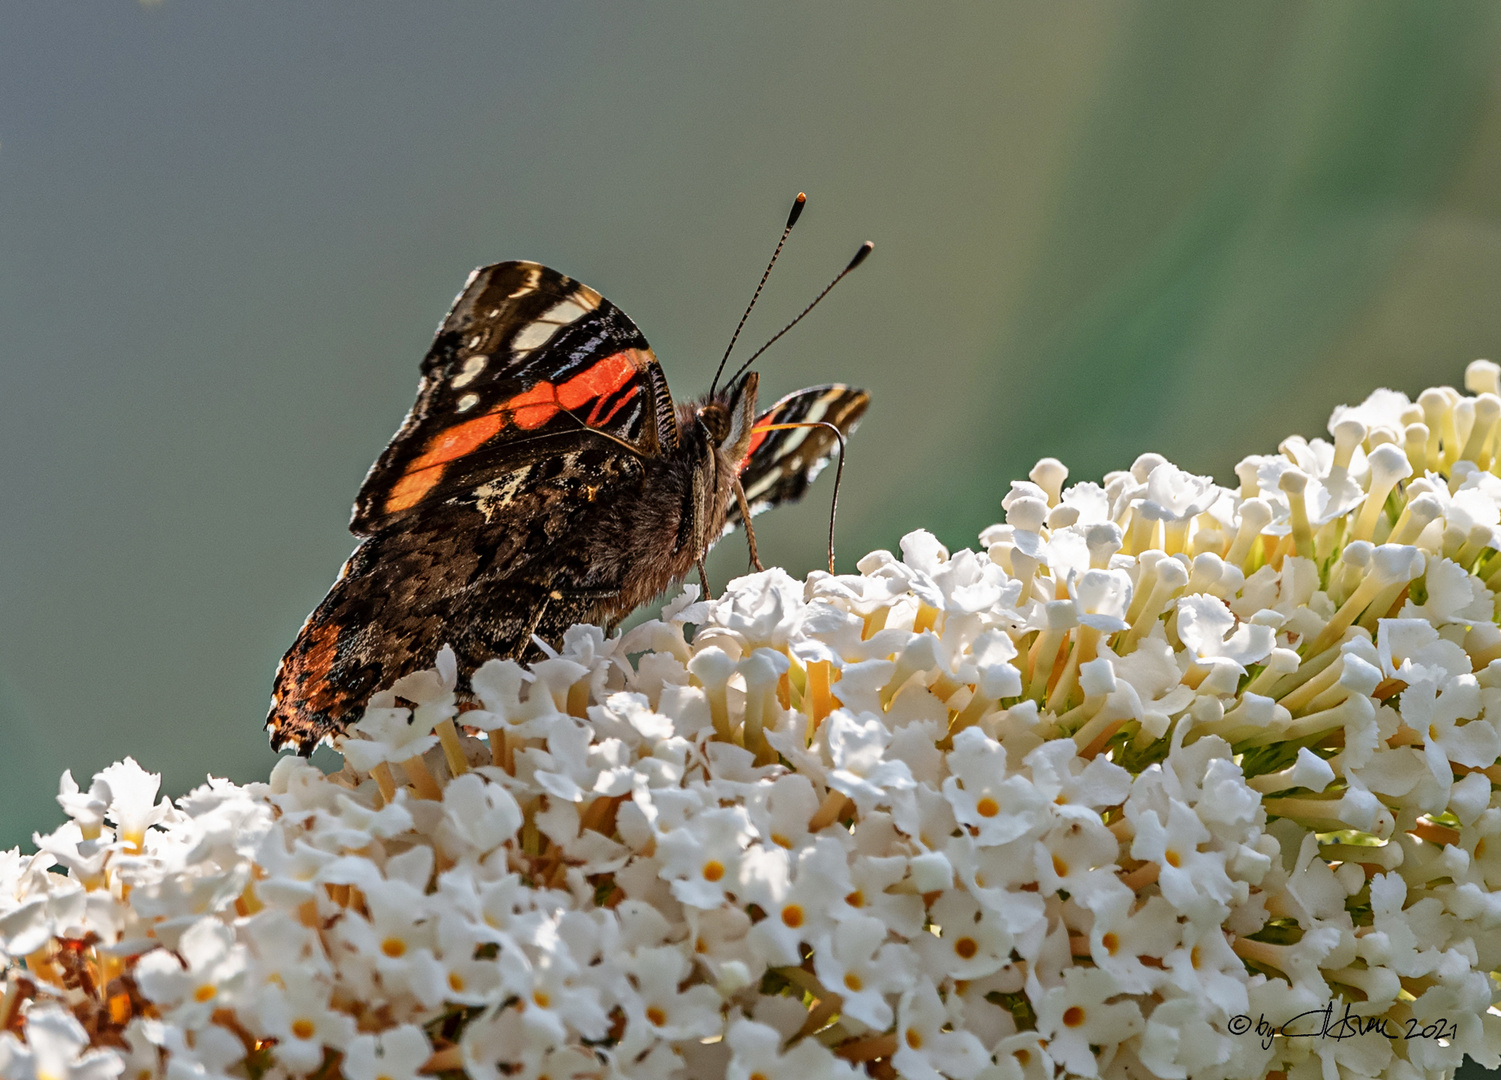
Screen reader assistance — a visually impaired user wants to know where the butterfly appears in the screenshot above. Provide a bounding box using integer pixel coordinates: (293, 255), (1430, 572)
(266, 258), (868, 754)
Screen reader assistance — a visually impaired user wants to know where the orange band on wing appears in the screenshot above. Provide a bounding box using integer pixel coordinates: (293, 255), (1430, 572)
(383, 411), (504, 514)
(384, 469), (444, 515)
(417, 413), (507, 468)
(511, 350), (640, 430)
(382, 350), (643, 516)
(738, 427), (771, 473)
(558, 351), (637, 409)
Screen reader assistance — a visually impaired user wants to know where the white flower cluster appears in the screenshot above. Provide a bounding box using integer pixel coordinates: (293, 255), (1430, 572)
(8, 367), (1501, 1080)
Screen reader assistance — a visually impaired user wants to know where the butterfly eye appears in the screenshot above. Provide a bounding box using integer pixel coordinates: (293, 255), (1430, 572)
(698, 403), (731, 444)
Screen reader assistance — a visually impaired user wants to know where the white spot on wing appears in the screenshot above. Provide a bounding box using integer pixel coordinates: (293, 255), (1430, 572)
(456, 393), (480, 412)
(506, 266), (543, 299)
(774, 425), (814, 457)
(474, 469), (530, 522)
(510, 296), (594, 354)
(744, 473), (780, 500)
(743, 425), (827, 503)
(452, 355), (486, 388)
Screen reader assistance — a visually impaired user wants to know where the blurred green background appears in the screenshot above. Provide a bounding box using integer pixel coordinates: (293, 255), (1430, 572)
(5, 0), (1501, 941)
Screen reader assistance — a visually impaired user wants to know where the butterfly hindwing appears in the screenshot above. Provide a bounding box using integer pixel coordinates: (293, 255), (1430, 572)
(350, 261), (678, 536)
(270, 441), (643, 751)
(730, 383), (869, 525)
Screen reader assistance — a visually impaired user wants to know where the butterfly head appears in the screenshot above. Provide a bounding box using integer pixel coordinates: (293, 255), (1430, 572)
(697, 371), (759, 459)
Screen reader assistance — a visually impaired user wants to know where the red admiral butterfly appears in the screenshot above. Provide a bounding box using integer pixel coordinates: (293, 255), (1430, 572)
(267, 215), (869, 754)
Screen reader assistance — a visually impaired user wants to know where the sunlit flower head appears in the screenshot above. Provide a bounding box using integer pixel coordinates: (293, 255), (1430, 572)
(7, 367), (1501, 1079)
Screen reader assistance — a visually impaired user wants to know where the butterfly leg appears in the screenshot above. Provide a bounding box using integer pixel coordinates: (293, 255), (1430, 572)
(518, 594), (553, 652)
(558, 585), (623, 601)
(733, 478), (764, 573)
(697, 559), (713, 601)
(526, 584), (622, 650)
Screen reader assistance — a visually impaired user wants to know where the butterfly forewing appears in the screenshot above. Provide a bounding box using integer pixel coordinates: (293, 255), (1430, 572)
(351, 261), (675, 536)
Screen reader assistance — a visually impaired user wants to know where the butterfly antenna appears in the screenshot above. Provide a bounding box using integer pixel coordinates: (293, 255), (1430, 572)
(728, 241), (873, 388)
(709, 192), (807, 399)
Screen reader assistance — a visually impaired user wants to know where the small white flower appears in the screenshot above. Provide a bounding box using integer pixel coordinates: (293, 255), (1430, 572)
(822, 711), (916, 813)
(893, 983), (990, 1080)
(253, 978), (356, 1074)
(334, 875), (445, 1007)
(1068, 569), (1132, 632)
(511, 952), (611, 1044)
(142, 1020), (244, 1080)
(338, 703), (438, 770)
(31, 823), (112, 890)
(341, 1025), (431, 1080)
(724, 1018), (860, 1080)
(134, 919), (248, 1029)
(1175, 594), (1275, 668)
(617, 946), (722, 1052)
(813, 914), (912, 1029)
(1160, 919), (1250, 1020)
(55, 772), (109, 840)
(1138, 462), (1222, 522)
(1136, 993), (1233, 1080)
(942, 728), (1046, 847)
(917, 889), (1014, 981)
(0, 1005), (124, 1080)
(437, 772), (523, 856)
(1128, 795), (1235, 916)
(656, 806), (755, 909)
(1376, 618), (1469, 684)
(1033, 967), (1142, 1078)
(95, 758), (170, 853)
(242, 909), (332, 988)
(741, 837), (850, 965)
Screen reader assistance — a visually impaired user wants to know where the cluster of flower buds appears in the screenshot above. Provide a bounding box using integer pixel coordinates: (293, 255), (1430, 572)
(6, 366), (1501, 1080)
